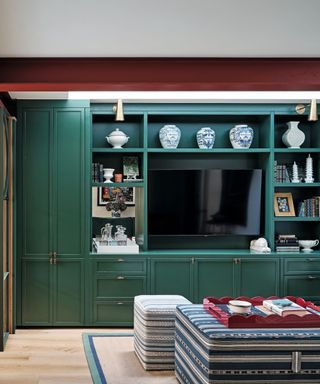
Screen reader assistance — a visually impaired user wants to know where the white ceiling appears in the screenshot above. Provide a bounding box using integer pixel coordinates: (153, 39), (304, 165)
(1, 0), (320, 58)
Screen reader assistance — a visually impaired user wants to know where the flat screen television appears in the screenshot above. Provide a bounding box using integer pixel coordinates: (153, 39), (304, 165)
(148, 169), (263, 237)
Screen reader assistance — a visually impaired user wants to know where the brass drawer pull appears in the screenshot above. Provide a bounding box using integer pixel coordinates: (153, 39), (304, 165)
(117, 302), (124, 305)
(307, 258), (316, 262)
(307, 275), (317, 280)
(117, 258), (124, 262)
(117, 276), (125, 280)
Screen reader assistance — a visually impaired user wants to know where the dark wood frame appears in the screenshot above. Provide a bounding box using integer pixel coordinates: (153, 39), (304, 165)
(1, 58), (320, 92)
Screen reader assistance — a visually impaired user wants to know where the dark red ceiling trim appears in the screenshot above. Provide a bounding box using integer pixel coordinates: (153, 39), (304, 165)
(1, 58), (320, 91)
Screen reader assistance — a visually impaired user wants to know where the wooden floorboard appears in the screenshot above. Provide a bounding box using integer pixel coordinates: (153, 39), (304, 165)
(0, 328), (131, 384)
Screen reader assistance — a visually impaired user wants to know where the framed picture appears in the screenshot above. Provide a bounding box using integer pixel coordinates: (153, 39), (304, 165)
(123, 156), (139, 177)
(274, 192), (295, 216)
(97, 187), (135, 206)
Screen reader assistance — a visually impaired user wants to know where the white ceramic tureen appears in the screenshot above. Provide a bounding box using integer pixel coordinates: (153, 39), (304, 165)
(106, 128), (129, 149)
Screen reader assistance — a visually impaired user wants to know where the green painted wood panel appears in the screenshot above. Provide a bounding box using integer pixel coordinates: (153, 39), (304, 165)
(150, 258), (193, 301)
(284, 275), (320, 302)
(194, 258), (235, 302)
(284, 257), (320, 275)
(95, 259), (146, 274)
(23, 110), (51, 256)
(21, 259), (51, 325)
(54, 259), (84, 325)
(95, 277), (146, 298)
(94, 301), (134, 325)
(238, 258), (279, 297)
(55, 109), (84, 256)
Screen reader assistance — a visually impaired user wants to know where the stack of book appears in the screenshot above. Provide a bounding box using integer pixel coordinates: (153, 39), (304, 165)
(275, 234), (299, 252)
(274, 161), (290, 183)
(92, 163), (104, 183)
(261, 298), (309, 317)
(298, 196), (320, 217)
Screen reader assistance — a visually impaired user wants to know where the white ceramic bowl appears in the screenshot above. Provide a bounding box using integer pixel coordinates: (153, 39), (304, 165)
(299, 239), (319, 252)
(228, 300), (252, 314)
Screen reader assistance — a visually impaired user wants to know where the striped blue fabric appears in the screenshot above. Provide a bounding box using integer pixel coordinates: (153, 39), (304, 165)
(175, 304), (320, 383)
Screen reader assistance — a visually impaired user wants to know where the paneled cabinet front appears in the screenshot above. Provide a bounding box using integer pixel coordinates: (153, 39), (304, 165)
(92, 257), (147, 325)
(17, 104), (87, 326)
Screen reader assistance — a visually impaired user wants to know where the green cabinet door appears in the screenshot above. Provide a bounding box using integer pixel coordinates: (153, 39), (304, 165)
(150, 258), (193, 301)
(194, 258), (235, 303)
(21, 259), (52, 325)
(18, 103), (87, 326)
(283, 275), (320, 303)
(238, 258), (279, 297)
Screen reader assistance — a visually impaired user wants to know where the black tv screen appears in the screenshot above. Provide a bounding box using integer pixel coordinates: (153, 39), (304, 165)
(148, 169), (262, 236)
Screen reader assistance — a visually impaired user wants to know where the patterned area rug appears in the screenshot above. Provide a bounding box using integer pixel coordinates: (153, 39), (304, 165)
(82, 333), (177, 384)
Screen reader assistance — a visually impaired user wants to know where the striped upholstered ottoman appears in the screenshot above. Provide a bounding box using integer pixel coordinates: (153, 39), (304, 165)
(175, 304), (320, 383)
(134, 295), (191, 370)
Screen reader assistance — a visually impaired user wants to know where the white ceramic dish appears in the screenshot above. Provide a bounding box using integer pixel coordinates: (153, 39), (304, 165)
(228, 300), (252, 314)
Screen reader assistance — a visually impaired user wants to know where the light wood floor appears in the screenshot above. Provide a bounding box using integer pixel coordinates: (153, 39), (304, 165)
(0, 328), (131, 384)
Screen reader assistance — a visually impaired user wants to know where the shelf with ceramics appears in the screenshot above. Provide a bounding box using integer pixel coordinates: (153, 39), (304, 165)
(147, 114), (271, 149)
(92, 113), (144, 149)
(274, 115), (320, 149)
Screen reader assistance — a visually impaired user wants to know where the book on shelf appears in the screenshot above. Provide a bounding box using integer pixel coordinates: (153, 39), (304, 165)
(262, 299), (309, 316)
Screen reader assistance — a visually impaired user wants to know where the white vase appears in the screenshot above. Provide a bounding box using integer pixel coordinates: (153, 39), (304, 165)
(229, 125), (254, 149)
(159, 125), (181, 149)
(103, 168), (114, 183)
(282, 121), (305, 149)
(196, 127), (215, 149)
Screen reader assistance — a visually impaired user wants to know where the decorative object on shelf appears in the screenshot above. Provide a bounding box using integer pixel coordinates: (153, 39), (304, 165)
(274, 192), (295, 216)
(282, 121), (305, 148)
(98, 186), (135, 206)
(299, 239), (319, 252)
(112, 99), (124, 121)
(103, 168), (114, 183)
(159, 124), (181, 149)
(298, 196), (320, 217)
(250, 238), (271, 253)
(229, 124), (253, 149)
(292, 162), (300, 183)
(123, 156), (139, 179)
(228, 300), (252, 314)
(114, 173), (123, 183)
(196, 127), (215, 149)
(105, 191), (127, 217)
(101, 223), (113, 244)
(115, 225), (128, 245)
(106, 128), (129, 148)
(305, 154), (314, 183)
(295, 99), (318, 122)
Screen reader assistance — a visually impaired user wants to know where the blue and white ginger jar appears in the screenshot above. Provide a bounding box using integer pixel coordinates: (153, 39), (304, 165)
(196, 127), (215, 149)
(159, 125), (181, 149)
(229, 124), (254, 149)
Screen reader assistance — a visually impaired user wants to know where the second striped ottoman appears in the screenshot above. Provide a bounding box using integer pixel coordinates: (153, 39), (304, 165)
(134, 295), (191, 370)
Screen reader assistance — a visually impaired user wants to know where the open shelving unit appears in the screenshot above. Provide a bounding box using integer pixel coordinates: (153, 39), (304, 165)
(89, 103), (320, 254)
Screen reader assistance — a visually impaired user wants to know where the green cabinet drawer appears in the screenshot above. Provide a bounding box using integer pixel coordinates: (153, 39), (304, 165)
(283, 275), (320, 301)
(95, 276), (146, 298)
(95, 258), (146, 274)
(284, 258), (320, 275)
(94, 300), (133, 325)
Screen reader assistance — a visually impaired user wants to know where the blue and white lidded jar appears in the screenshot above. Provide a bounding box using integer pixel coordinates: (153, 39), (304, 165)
(229, 124), (254, 149)
(196, 127), (215, 149)
(159, 125), (181, 149)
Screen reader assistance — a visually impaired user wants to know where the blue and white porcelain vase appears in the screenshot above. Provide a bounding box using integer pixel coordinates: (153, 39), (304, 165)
(159, 125), (181, 149)
(196, 127), (215, 149)
(282, 121), (305, 149)
(229, 124), (254, 149)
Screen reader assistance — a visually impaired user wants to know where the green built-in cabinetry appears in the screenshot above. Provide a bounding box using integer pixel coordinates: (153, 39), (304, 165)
(17, 101), (89, 326)
(149, 254), (279, 302)
(16, 101), (320, 327)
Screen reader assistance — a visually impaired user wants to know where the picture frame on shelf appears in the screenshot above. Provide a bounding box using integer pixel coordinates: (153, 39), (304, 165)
(97, 186), (135, 207)
(123, 156), (139, 178)
(274, 192), (295, 216)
